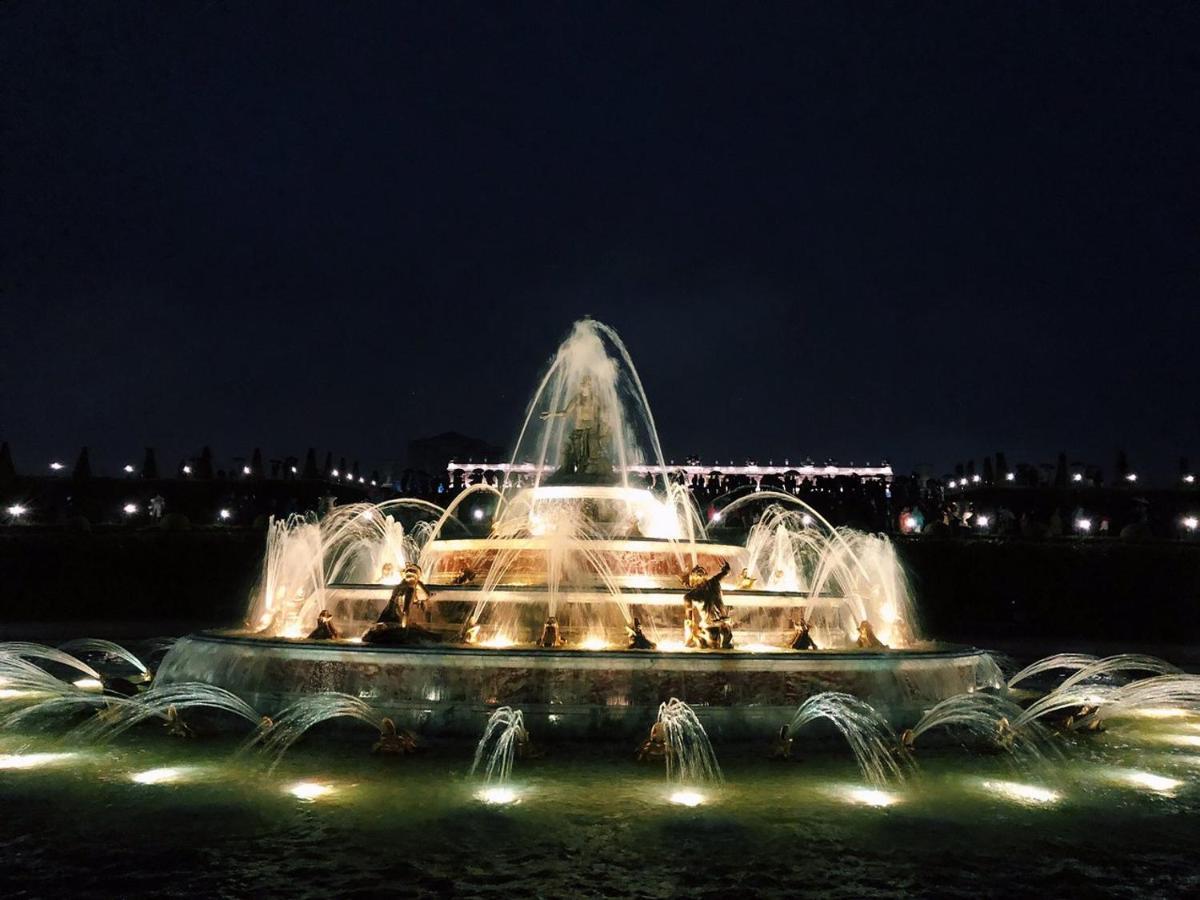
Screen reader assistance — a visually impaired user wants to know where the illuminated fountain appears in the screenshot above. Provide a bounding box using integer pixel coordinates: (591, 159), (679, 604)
(156, 319), (1000, 739)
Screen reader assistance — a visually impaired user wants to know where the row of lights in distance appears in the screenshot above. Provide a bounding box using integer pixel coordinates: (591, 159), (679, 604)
(46, 460), (378, 486)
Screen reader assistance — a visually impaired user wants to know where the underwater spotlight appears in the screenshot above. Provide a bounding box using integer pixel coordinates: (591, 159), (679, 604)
(979, 779), (1061, 805)
(837, 786), (900, 808)
(578, 635), (608, 651)
(287, 781), (334, 801)
(476, 786), (519, 805)
(1110, 769), (1182, 794)
(668, 790), (706, 807)
(131, 766), (193, 785)
(0, 752), (77, 770)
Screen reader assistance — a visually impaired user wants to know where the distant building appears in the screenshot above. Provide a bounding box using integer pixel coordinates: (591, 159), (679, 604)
(408, 432), (504, 477)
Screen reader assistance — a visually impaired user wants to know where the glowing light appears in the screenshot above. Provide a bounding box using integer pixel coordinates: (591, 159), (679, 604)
(579, 635), (609, 651)
(345, 636), (363, 644)
(711, 512), (722, 522)
(976, 515), (990, 528)
(290, 465), (298, 474)
(360, 510), (374, 521)
(1072, 472), (1083, 482)
(1185, 475), (1196, 484)
(131, 766), (193, 785)
(242, 466), (252, 475)
(287, 781), (334, 801)
(656, 640), (686, 653)
(358, 477), (365, 483)
(838, 786), (900, 807)
(481, 634), (515, 649)
(972, 474), (981, 483)
(668, 790), (706, 807)
(6, 504), (27, 517)
(903, 515), (917, 532)
(1005, 472), (1015, 482)
(49, 462), (64, 471)
(370, 480), (377, 486)
(801, 514), (814, 526)
(1183, 516), (1198, 531)
(182, 465), (192, 474)
(980, 779), (1061, 805)
(476, 786), (519, 805)
(218, 508), (231, 520)
(1132, 707), (1193, 719)
(1126, 473), (1138, 482)
(948, 480), (957, 488)
(0, 752), (77, 770)
(72, 678), (103, 691)
(472, 508), (484, 521)
(1161, 733), (1200, 748)
(331, 469), (339, 477)
(1111, 769), (1182, 794)
(739, 642), (783, 653)
(122, 503), (138, 515)
(123, 464), (135, 473)
(1075, 518), (1092, 532)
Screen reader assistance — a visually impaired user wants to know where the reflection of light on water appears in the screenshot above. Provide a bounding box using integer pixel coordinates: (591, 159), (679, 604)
(1108, 769), (1182, 794)
(668, 790), (705, 807)
(73, 678), (103, 691)
(579, 636), (608, 651)
(980, 779), (1061, 805)
(288, 781), (334, 801)
(836, 786), (900, 807)
(477, 786), (519, 805)
(0, 752), (77, 770)
(481, 635), (515, 649)
(131, 766), (196, 785)
(1131, 708), (1194, 720)
(1160, 734), (1200, 749)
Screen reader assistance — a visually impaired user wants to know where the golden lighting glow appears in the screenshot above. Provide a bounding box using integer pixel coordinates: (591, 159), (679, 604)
(481, 634), (516, 649)
(739, 642), (783, 653)
(979, 779), (1061, 805)
(837, 786), (900, 808)
(1130, 707), (1194, 720)
(130, 766), (194, 785)
(668, 790), (706, 807)
(656, 640), (686, 653)
(476, 786), (519, 805)
(1110, 769), (1182, 794)
(72, 678), (104, 692)
(579, 636), (609, 651)
(0, 752), (77, 770)
(287, 781), (334, 801)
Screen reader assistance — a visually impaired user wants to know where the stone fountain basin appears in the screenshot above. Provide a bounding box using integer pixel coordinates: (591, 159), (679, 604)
(158, 632), (1000, 740)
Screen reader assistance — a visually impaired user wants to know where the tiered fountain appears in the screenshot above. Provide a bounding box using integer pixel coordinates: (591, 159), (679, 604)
(157, 320), (1000, 738)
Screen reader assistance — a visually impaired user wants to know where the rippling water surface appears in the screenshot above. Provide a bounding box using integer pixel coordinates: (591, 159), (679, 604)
(3, 635), (1200, 897)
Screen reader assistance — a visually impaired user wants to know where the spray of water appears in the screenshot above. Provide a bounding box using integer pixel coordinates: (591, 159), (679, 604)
(470, 707), (528, 784)
(656, 698), (723, 785)
(787, 692), (911, 787)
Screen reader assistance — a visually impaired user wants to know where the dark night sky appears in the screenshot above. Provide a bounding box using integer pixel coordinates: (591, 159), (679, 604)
(2, 2), (1198, 480)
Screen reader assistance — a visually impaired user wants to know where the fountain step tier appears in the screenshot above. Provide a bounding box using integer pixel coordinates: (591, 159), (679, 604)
(157, 632), (999, 739)
(322, 583), (875, 649)
(422, 537), (746, 589)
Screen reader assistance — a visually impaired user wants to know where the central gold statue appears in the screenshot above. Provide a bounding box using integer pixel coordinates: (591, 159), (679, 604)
(541, 374), (613, 478)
